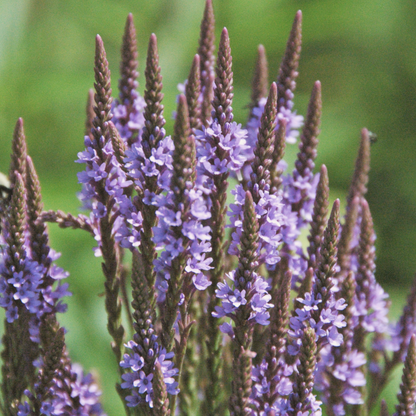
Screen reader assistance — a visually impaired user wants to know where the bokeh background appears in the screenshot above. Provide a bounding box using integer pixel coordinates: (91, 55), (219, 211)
(0, 0), (415, 414)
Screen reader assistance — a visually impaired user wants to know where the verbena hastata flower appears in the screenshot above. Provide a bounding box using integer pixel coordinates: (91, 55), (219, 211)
(154, 96), (212, 348)
(0, 123), (70, 328)
(0, 121), (103, 416)
(111, 15), (146, 147)
(120, 252), (179, 409)
(228, 83), (285, 269)
(6, 4), (416, 416)
(246, 12), (303, 158)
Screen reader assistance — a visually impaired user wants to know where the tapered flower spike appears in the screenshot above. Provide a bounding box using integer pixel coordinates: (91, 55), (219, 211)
(201, 71), (215, 128)
(270, 117), (287, 194)
(108, 120), (127, 166)
(229, 347), (255, 416)
(294, 81), (321, 179)
(142, 33), (165, 156)
(327, 271), (358, 416)
(248, 44), (269, 114)
(381, 400), (390, 416)
(370, 273), (416, 410)
(312, 198), (340, 320)
(186, 54), (202, 131)
(307, 164), (329, 270)
(276, 10), (302, 108)
(234, 191), (259, 297)
(198, 0), (215, 85)
(261, 270), (292, 409)
(9, 118), (27, 187)
(92, 35), (113, 156)
(26, 156), (51, 270)
(337, 196), (359, 280)
(153, 361), (171, 416)
(1, 172), (38, 412)
(160, 95), (194, 351)
(347, 128), (371, 205)
(119, 13), (139, 111)
(212, 27), (233, 135)
(130, 250), (157, 374)
(85, 89), (95, 141)
(249, 82), (278, 202)
(394, 335), (416, 416)
(289, 327), (318, 416)
(6, 172), (26, 264)
(354, 198), (382, 352)
(35, 318), (65, 405)
(139, 32), (165, 293)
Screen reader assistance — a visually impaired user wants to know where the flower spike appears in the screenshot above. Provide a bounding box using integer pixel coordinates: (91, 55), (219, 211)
(119, 13), (139, 111)
(9, 118), (27, 187)
(212, 27), (233, 135)
(394, 335), (416, 416)
(249, 44), (269, 115)
(307, 164), (329, 270)
(276, 10), (302, 109)
(186, 54), (202, 131)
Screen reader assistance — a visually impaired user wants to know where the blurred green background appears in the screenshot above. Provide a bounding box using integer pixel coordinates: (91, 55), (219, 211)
(0, 0), (415, 414)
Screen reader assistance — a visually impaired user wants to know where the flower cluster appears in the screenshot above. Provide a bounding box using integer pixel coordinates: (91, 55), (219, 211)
(2, 4), (416, 416)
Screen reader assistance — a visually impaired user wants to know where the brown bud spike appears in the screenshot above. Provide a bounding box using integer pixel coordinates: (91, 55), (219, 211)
(93, 35), (113, 151)
(347, 128), (371, 206)
(270, 118), (287, 194)
(186, 55), (202, 131)
(250, 82), (278, 201)
(295, 81), (321, 177)
(142, 33), (165, 157)
(26, 156), (50, 269)
(235, 191), (260, 290)
(307, 164), (329, 270)
(171, 95), (195, 192)
(277, 10), (302, 109)
(8, 172), (27, 264)
(395, 335), (416, 416)
(85, 89), (95, 141)
(198, 0), (215, 86)
(263, 270), (292, 408)
(9, 118), (27, 187)
(356, 199), (376, 289)
(380, 400), (390, 416)
(337, 196), (360, 278)
(153, 361), (171, 416)
(201, 71), (214, 127)
(108, 121), (126, 165)
(249, 44), (269, 110)
(212, 27), (233, 134)
(313, 199), (340, 318)
(119, 13), (138, 107)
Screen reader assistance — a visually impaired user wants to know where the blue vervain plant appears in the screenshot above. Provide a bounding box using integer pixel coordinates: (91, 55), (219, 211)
(0, 3), (415, 416)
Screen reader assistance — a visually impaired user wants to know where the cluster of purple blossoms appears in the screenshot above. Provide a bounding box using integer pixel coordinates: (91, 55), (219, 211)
(115, 134), (173, 250)
(246, 90), (304, 155)
(18, 363), (105, 416)
(4, 4), (416, 416)
(120, 340), (179, 408)
(288, 291), (347, 356)
(195, 120), (249, 188)
(228, 183), (284, 267)
(0, 195), (70, 333)
(76, 135), (133, 255)
(112, 93), (146, 145)
(153, 185), (213, 298)
(213, 269), (273, 336)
